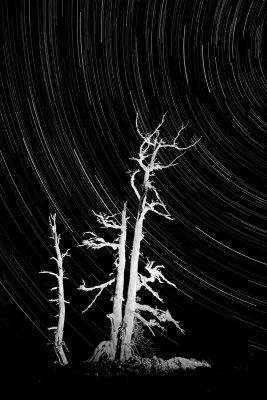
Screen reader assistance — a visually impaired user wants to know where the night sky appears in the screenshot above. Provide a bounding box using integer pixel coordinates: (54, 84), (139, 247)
(1, 0), (267, 379)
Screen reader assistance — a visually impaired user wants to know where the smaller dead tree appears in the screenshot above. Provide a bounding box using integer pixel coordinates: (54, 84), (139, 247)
(40, 214), (70, 366)
(78, 202), (127, 362)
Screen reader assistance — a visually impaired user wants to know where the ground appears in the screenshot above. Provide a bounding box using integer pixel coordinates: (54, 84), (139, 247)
(4, 353), (263, 399)
(34, 355), (259, 399)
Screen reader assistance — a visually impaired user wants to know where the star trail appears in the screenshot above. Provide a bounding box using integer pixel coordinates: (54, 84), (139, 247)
(1, 0), (267, 376)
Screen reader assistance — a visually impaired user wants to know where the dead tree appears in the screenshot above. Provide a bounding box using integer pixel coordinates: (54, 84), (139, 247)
(40, 214), (70, 366)
(78, 202), (127, 361)
(119, 113), (198, 360)
(80, 113), (199, 362)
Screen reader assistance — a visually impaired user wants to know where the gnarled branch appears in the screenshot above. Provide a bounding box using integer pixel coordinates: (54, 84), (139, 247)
(80, 232), (119, 250)
(92, 210), (121, 230)
(131, 113), (200, 224)
(136, 303), (185, 334)
(137, 259), (177, 298)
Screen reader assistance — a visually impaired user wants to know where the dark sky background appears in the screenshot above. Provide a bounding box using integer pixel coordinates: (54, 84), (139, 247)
(1, 0), (267, 379)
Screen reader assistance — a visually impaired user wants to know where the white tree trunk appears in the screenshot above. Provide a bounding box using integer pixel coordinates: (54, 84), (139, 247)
(110, 202), (127, 359)
(120, 208), (146, 361)
(48, 214), (69, 366)
(54, 259), (68, 365)
(87, 203), (128, 362)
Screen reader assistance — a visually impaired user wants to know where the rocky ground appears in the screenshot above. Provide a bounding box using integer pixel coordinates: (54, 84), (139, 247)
(84, 355), (211, 376)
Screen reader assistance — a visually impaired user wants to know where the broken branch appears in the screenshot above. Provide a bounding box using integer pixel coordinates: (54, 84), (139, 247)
(40, 271), (59, 279)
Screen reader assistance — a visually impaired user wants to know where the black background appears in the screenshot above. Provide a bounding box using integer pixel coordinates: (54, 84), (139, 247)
(1, 0), (267, 385)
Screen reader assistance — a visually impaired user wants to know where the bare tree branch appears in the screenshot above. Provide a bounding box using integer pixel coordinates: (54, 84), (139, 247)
(49, 214), (57, 234)
(135, 311), (166, 332)
(144, 199), (174, 220)
(132, 113), (199, 176)
(135, 112), (166, 141)
(92, 210), (121, 230)
(48, 326), (58, 331)
(78, 277), (115, 293)
(130, 170), (141, 200)
(144, 260), (176, 287)
(137, 259), (177, 300)
(130, 113), (200, 224)
(80, 232), (119, 250)
(159, 135), (200, 152)
(136, 303), (185, 334)
(62, 249), (71, 259)
(78, 277), (115, 313)
(147, 151), (186, 171)
(134, 312), (156, 336)
(137, 274), (163, 302)
(40, 270), (59, 279)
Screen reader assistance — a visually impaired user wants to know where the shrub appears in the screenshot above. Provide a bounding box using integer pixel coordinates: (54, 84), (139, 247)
(131, 319), (157, 358)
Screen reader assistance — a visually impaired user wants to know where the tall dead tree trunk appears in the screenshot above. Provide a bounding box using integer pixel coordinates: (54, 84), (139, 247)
(40, 214), (70, 366)
(79, 202), (127, 361)
(55, 255), (68, 366)
(120, 196), (147, 360)
(119, 114), (198, 361)
(109, 202), (127, 359)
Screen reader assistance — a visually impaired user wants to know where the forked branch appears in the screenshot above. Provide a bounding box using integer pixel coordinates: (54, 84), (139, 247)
(78, 278), (115, 313)
(130, 113), (200, 221)
(133, 112), (199, 174)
